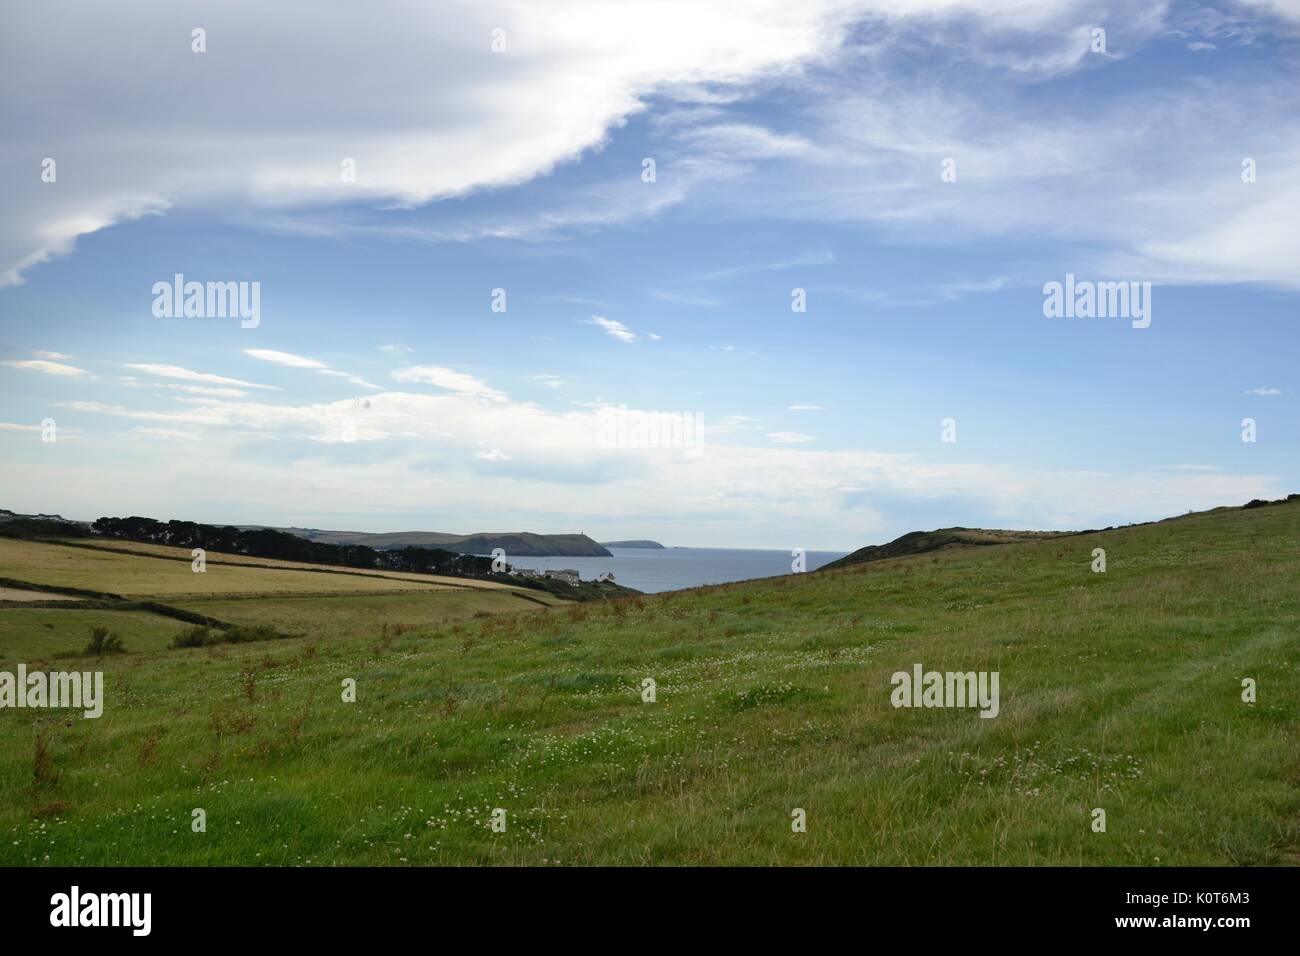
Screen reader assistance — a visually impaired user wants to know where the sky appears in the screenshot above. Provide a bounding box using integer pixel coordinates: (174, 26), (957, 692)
(1, 0), (1298, 550)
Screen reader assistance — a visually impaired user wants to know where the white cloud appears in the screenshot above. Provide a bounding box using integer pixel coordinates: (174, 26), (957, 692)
(0, 0), (870, 284)
(788, 404), (824, 411)
(695, 250), (834, 282)
(378, 344), (414, 354)
(715, 414), (760, 432)
(694, 77), (1300, 287)
(27, 387), (1284, 548)
(1237, 1), (1300, 22)
(317, 369), (382, 390)
(767, 431), (815, 444)
(131, 426), (202, 442)
(675, 123), (816, 161)
(2, 359), (88, 377)
(118, 378), (249, 399)
(2, 0), (1186, 287)
(1245, 386), (1282, 396)
(244, 349), (327, 369)
(244, 349), (380, 389)
(123, 364), (276, 390)
(54, 400), (227, 426)
(588, 316), (637, 343)
(650, 290), (722, 308)
(32, 350), (73, 360)
(391, 365), (507, 402)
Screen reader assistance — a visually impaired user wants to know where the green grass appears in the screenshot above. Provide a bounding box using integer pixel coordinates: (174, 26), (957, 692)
(0, 608), (186, 660)
(1, 502), (1297, 865)
(0, 537), (456, 599)
(171, 590), (567, 638)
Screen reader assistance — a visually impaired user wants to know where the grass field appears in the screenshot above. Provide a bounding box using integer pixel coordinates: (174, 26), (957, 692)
(60, 537), (525, 590)
(0, 537), (457, 599)
(0, 537), (566, 661)
(0, 502), (1296, 865)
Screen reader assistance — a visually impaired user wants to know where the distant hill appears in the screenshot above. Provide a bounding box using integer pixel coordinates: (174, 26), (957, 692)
(268, 527), (612, 558)
(601, 540), (665, 549)
(816, 527), (1070, 572)
(820, 495), (1300, 573)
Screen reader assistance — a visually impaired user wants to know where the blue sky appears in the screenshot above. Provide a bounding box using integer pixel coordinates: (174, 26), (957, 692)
(1, 1), (1297, 548)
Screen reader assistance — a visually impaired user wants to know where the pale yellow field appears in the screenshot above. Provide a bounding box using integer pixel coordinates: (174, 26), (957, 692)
(0, 586), (78, 601)
(0, 538), (456, 599)
(57, 537), (521, 591)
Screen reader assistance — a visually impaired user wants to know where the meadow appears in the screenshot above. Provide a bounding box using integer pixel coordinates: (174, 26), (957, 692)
(0, 501), (1296, 866)
(0, 537), (462, 598)
(0, 537), (563, 659)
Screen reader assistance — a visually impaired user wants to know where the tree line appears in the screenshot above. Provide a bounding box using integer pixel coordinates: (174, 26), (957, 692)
(90, 516), (495, 577)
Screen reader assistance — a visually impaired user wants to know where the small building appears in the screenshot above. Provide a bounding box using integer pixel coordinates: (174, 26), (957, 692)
(544, 569), (581, 586)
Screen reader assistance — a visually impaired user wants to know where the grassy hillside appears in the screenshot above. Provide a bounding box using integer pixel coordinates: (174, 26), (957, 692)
(278, 527), (612, 557)
(0, 538), (458, 598)
(0, 537), (568, 662)
(57, 537), (525, 590)
(819, 527), (1070, 572)
(0, 501), (1296, 865)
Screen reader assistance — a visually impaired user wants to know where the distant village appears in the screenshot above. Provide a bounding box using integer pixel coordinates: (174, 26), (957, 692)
(508, 567), (616, 586)
(510, 567), (581, 586)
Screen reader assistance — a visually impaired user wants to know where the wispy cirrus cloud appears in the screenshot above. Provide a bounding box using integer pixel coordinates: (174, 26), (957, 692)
(693, 250), (834, 282)
(244, 349), (327, 370)
(131, 426), (202, 442)
(587, 316), (637, 343)
(244, 349), (380, 389)
(123, 364), (276, 390)
(650, 289), (724, 308)
(391, 365), (507, 402)
(118, 377), (249, 399)
(318, 369), (382, 389)
(2, 359), (88, 377)
(54, 400), (225, 425)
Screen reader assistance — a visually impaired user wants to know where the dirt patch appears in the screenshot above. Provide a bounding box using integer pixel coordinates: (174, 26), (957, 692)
(0, 587), (78, 602)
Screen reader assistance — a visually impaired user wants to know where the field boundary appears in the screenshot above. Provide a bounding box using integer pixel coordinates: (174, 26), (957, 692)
(44, 537), (490, 590)
(0, 574), (236, 629)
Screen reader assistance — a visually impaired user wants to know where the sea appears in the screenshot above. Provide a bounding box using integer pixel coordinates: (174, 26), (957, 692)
(498, 546), (850, 594)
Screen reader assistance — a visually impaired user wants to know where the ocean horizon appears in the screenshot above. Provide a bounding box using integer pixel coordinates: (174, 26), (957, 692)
(495, 546), (849, 594)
